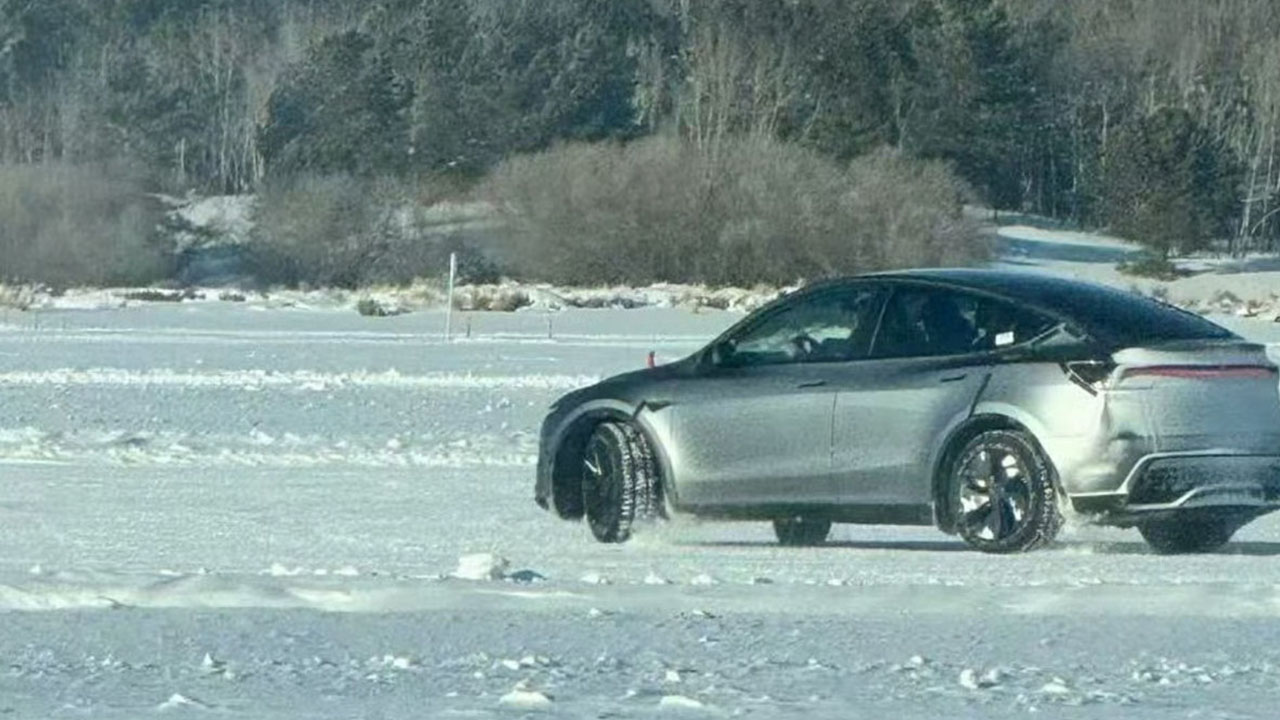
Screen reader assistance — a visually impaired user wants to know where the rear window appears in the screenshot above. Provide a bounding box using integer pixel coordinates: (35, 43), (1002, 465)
(1050, 286), (1236, 345)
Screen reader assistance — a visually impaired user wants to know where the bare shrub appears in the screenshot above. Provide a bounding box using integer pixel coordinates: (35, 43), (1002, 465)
(249, 174), (399, 288)
(845, 148), (989, 270)
(482, 136), (984, 286)
(0, 164), (169, 287)
(122, 289), (200, 303)
(249, 174), (485, 288)
(0, 284), (36, 311)
(355, 297), (411, 317)
(454, 285), (533, 312)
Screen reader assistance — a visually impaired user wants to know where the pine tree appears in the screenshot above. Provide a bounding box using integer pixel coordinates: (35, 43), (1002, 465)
(259, 30), (412, 177)
(1105, 108), (1241, 256)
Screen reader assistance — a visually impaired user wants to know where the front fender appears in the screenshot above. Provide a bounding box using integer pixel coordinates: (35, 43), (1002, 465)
(537, 397), (678, 519)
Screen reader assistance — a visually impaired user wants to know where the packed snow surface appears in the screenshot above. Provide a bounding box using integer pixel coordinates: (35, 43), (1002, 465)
(6, 230), (1280, 717)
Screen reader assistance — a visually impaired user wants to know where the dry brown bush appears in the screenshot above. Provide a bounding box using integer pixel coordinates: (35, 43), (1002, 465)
(249, 174), (488, 289)
(0, 164), (169, 287)
(482, 136), (985, 286)
(249, 174), (405, 288)
(0, 284), (36, 310)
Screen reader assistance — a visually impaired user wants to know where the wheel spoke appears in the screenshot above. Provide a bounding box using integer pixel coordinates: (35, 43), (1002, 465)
(1003, 478), (1029, 519)
(985, 450), (1001, 483)
(959, 484), (990, 513)
(986, 494), (1006, 538)
(999, 497), (1021, 536)
(960, 499), (994, 536)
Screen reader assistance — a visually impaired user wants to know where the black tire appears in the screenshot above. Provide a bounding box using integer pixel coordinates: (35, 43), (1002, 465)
(1139, 518), (1236, 554)
(581, 421), (659, 543)
(950, 429), (1061, 553)
(773, 518), (832, 546)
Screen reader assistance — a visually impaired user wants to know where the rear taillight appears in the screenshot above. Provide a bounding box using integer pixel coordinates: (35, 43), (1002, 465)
(1121, 365), (1278, 381)
(1064, 360), (1116, 394)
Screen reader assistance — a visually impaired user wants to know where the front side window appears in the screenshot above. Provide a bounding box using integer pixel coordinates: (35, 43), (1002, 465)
(873, 286), (1057, 359)
(718, 285), (886, 367)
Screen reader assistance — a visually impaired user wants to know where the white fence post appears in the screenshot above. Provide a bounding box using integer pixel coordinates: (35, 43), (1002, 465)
(444, 251), (457, 341)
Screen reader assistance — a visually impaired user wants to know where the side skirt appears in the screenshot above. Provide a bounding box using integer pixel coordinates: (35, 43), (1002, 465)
(678, 503), (935, 526)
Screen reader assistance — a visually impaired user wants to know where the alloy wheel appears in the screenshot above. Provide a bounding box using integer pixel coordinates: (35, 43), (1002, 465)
(956, 445), (1033, 542)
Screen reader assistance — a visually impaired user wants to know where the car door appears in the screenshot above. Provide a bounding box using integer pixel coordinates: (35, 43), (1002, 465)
(666, 284), (887, 509)
(831, 284), (994, 506)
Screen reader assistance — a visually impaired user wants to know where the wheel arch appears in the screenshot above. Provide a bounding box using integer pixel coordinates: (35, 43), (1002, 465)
(931, 413), (1059, 533)
(548, 401), (671, 520)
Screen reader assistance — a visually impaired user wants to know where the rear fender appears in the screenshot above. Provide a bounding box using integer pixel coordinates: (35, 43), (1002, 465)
(931, 401), (1064, 533)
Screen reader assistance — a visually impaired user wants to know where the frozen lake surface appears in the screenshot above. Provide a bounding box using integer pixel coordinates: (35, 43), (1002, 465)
(4, 303), (1280, 718)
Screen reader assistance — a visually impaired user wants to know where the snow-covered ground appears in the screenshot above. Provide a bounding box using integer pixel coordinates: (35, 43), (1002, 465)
(993, 222), (1280, 314)
(7, 228), (1280, 718)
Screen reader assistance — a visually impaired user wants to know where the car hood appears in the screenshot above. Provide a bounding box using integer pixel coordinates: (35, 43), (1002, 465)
(552, 355), (697, 411)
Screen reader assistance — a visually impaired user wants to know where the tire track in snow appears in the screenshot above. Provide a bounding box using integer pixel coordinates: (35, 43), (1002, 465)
(0, 427), (539, 468)
(0, 368), (598, 391)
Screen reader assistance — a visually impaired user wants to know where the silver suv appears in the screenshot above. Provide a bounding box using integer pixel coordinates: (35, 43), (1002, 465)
(536, 270), (1280, 553)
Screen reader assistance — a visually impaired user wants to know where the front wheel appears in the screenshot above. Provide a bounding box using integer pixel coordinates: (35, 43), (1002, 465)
(773, 518), (831, 546)
(950, 430), (1061, 553)
(581, 421), (659, 543)
(1139, 518), (1236, 554)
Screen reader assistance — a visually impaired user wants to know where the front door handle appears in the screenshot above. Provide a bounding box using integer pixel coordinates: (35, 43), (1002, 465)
(797, 379), (827, 389)
(939, 374), (968, 384)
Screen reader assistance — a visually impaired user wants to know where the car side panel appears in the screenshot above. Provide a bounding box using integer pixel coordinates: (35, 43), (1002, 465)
(968, 362), (1112, 494)
(661, 364), (840, 508)
(832, 357), (989, 504)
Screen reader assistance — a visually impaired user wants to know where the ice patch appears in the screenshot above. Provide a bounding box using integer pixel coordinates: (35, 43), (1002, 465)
(0, 426), (538, 469)
(454, 553), (509, 581)
(658, 695), (708, 711)
(499, 684), (553, 710)
(959, 667), (1002, 690)
(1040, 678), (1073, 696)
(157, 693), (213, 711)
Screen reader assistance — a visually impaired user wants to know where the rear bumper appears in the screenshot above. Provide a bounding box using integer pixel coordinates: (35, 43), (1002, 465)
(1070, 452), (1280, 525)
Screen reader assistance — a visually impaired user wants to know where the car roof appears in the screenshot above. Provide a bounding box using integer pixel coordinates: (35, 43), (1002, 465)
(839, 268), (1236, 346)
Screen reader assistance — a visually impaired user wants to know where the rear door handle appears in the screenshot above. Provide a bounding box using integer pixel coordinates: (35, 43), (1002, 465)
(939, 374), (968, 384)
(797, 379), (827, 389)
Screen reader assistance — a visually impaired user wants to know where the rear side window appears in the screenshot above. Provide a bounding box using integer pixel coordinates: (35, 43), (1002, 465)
(971, 299), (1057, 351)
(872, 287), (1057, 359)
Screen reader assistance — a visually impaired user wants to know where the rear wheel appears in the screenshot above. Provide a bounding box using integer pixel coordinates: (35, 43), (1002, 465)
(581, 421), (659, 543)
(1139, 518), (1236, 554)
(950, 430), (1061, 553)
(773, 518), (831, 546)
